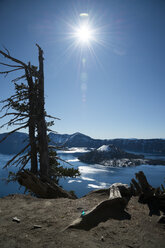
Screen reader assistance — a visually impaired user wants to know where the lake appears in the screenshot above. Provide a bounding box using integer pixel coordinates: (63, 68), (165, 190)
(0, 149), (165, 198)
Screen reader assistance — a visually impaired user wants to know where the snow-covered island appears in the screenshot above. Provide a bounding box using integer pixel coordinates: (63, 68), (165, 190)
(78, 144), (165, 167)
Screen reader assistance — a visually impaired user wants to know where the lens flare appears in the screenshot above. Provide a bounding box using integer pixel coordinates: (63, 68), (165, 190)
(79, 13), (89, 17)
(75, 24), (93, 44)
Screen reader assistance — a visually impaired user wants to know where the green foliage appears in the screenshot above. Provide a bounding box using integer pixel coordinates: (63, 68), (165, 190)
(5, 82), (29, 114)
(6, 171), (18, 183)
(48, 148), (80, 184)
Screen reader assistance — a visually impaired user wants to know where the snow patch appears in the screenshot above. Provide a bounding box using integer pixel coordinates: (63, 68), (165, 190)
(97, 145), (111, 152)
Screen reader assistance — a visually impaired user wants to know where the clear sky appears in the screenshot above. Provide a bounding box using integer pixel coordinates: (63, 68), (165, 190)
(0, 0), (165, 139)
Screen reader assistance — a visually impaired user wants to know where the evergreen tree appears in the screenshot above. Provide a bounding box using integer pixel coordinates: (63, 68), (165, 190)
(0, 45), (80, 191)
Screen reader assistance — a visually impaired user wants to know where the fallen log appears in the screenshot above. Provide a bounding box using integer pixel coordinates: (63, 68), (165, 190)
(17, 170), (76, 199)
(67, 183), (131, 230)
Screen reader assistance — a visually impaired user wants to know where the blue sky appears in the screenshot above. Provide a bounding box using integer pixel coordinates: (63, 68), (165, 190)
(0, 0), (165, 139)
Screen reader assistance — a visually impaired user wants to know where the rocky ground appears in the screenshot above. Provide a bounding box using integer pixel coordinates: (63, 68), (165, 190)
(99, 158), (146, 167)
(98, 158), (165, 167)
(0, 192), (165, 248)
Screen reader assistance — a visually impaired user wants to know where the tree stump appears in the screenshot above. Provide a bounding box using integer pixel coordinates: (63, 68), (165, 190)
(131, 171), (165, 216)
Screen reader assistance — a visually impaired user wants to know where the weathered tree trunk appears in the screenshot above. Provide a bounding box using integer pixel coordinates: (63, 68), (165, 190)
(68, 184), (131, 230)
(36, 44), (49, 177)
(109, 185), (122, 199)
(17, 170), (76, 199)
(26, 65), (38, 174)
(131, 171), (165, 216)
(131, 179), (142, 195)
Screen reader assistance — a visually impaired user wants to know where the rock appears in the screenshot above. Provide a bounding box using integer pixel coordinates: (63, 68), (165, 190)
(101, 235), (104, 241)
(33, 225), (42, 229)
(12, 217), (20, 223)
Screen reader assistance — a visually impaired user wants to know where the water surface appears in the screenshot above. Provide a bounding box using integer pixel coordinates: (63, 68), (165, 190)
(0, 151), (165, 198)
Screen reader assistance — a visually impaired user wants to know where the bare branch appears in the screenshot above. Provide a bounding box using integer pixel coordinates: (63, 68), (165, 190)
(12, 75), (26, 83)
(18, 157), (31, 171)
(48, 145), (65, 150)
(13, 153), (30, 167)
(0, 62), (24, 68)
(55, 156), (73, 167)
(0, 112), (26, 119)
(3, 144), (30, 169)
(46, 114), (60, 120)
(0, 124), (28, 143)
(0, 115), (18, 128)
(11, 96), (28, 102)
(0, 67), (23, 74)
(0, 115), (27, 128)
(0, 103), (10, 112)
(2, 45), (10, 56)
(47, 128), (55, 133)
(13, 121), (28, 126)
(47, 130), (58, 135)
(0, 93), (27, 103)
(0, 49), (38, 77)
(7, 117), (28, 126)
(0, 121), (9, 128)
(0, 50), (27, 67)
(12, 155), (27, 167)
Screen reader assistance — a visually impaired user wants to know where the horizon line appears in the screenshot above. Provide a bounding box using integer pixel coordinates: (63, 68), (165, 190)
(0, 130), (165, 141)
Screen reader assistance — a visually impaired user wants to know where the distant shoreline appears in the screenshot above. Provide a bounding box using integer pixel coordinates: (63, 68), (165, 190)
(78, 145), (165, 167)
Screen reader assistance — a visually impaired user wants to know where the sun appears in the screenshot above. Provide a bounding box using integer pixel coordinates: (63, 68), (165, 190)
(70, 13), (96, 46)
(75, 24), (93, 44)
(66, 12), (103, 51)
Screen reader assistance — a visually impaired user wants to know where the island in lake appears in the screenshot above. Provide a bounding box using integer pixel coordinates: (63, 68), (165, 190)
(78, 144), (165, 167)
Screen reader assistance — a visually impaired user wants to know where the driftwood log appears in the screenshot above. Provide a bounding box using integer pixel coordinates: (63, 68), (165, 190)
(68, 172), (165, 230)
(67, 183), (131, 230)
(17, 170), (76, 199)
(131, 171), (165, 216)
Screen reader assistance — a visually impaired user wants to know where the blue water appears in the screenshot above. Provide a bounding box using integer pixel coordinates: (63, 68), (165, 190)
(0, 151), (165, 198)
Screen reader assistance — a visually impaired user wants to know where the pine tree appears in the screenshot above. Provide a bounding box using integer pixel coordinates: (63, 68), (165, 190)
(0, 45), (79, 197)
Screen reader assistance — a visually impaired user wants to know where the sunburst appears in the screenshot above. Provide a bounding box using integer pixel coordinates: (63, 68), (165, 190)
(74, 24), (94, 45)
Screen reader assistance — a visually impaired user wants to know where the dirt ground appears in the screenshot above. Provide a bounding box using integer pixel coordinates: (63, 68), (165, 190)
(0, 191), (165, 248)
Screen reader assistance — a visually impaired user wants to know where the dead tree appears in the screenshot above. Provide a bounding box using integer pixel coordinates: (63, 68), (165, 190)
(0, 48), (37, 172)
(0, 45), (53, 176)
(25, 64), (38, 174)
(0, 45), (80, 198)
(36, 45), (49, 177)
(131, 171), (165, 216)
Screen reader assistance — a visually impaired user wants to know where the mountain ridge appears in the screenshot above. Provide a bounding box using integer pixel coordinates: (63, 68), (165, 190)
(0, 131), (165, 155)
